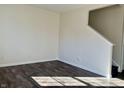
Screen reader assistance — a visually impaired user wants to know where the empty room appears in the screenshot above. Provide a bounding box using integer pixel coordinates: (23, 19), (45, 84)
(0, 4), (124, 88)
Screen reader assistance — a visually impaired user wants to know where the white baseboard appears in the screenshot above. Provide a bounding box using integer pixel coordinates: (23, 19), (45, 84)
(112, 60), (121, 72)
(58, 59), (110, 78)
(112, 60), (119, 67)
(0, 58), (57, 67)
(0, 58), (112, 78)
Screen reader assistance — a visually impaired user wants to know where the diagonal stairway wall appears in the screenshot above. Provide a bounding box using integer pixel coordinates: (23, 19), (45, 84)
(89, 5), (124, 72)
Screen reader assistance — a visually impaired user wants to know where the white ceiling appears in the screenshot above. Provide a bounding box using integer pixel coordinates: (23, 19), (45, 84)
(30, 4), (113, 13)
(31, 4), (85, 13)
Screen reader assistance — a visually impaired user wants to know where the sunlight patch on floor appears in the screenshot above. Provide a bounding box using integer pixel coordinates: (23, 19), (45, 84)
(32, 76), (87, 86)
(32, 77), (62, 86)
(32, 76), (124, 87)
(75, 77), (124, 86)
(53, 77), (86, 86)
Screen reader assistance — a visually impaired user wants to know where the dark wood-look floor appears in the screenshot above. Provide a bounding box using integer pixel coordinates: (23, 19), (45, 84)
(0, 60), (102, 88)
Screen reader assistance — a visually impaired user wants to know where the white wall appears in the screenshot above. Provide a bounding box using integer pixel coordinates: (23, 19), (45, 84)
(0, 5), (59, 66)
(59, 5), (113, 78)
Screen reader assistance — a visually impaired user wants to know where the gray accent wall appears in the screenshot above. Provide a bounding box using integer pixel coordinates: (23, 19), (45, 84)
(89, 5), (124, 71)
